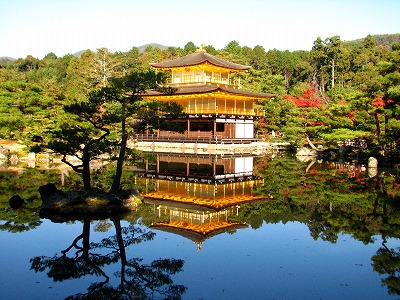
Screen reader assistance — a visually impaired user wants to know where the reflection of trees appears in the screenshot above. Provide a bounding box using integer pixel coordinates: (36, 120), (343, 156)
(0, 169), (79, 233)
(247, 156), (400, 245)
(307, 202), (339, 243)
(0, 205), (42, 233)
(372, 239), (400, 295)
(233, 155), (400, 298)
(30, 218), (186, 299)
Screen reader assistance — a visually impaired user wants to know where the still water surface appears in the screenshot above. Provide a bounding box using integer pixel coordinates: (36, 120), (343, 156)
(1, 154), (399, 299)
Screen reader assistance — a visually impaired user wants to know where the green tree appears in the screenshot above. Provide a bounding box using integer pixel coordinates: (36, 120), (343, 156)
(0, 81), (63, 140)
(204, 44), (217, 55)
(289, 54), (313, 89)
(140, 46), (165, 66)
(224, 40), (245, 63)
(266, 49), (300, 88)
(183, 41), (197, 54)
(324, 36), (343, 89)
(310, 37), (328, 93)
(47, 90), (113, 190)
(243, 70), (286, 94)
(17, 55), (40, 72)
(245, 45), (267, 70)
(105, 70), (178, 193)
(114, 47), (143, 74)
(375, 47), (400, 156)
(92, 48), (119, 87)
(165, 46), (186, 60)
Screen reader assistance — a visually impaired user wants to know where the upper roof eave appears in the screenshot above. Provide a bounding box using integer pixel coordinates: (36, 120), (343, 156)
(150, 51), (250, 71)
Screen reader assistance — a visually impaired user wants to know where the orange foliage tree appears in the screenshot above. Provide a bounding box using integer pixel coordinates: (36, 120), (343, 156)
(284, 86), (324, 108)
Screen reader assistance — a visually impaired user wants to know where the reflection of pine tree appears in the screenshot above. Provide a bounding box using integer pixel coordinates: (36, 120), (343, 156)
(30, 219), (186, 299)
(372, 239), (400, 295)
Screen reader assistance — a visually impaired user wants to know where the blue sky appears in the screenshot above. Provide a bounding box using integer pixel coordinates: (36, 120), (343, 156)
(1, 0), (399, 59)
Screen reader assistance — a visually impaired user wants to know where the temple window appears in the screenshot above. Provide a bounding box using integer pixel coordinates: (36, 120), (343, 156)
(190, 122), (213, 132)
(221, 73), (228, 84)
(172, 72), (182, 83)
(216, 123), (225, 132)
(205, 72), (212, 82)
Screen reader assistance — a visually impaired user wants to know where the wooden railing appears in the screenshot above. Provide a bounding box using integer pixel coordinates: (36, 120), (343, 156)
(141, 172), (260, 184)
(168, 77), (241, 87)
(184, 107), (265, 117)
(157, 131), (213, 138)
(132, 134), (257, 144)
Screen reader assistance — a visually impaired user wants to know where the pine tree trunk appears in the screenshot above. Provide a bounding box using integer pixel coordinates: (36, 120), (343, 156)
(110, 134), (127, 194)
(110, 103), (127, 194)
(82, 155), (91, 191)
(374, 113), (381, 138)
(384, 114), (388, 135)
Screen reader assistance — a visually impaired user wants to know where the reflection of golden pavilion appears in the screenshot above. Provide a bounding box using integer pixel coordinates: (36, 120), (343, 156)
(147, 199), (247, 251)
(140, 153), (269, 249)
(142, 153), (266, 209)
(144, 178), (266, 210)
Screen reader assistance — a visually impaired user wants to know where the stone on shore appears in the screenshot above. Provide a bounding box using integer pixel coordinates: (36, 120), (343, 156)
(368, 157), (378, 168)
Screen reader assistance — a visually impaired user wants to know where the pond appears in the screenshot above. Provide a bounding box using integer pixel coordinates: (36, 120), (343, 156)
(1, 153), (399, 299)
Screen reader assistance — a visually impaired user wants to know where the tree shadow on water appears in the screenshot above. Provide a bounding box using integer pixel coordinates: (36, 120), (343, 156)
(372, 238), (400, 296)
(30, 217), (186, 300)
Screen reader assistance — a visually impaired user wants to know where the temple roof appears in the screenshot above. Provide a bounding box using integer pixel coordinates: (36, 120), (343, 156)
(150, 221), (248, 244)
(151, 50), (251, 71)
(142, 83), (275, 99)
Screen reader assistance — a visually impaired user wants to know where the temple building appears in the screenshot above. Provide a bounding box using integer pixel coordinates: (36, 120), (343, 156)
(133, 48), (275, 154)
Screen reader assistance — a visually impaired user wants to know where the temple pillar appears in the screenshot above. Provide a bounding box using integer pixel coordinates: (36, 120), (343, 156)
(187, 118), (190, 137)
(213, 119), (217, 139)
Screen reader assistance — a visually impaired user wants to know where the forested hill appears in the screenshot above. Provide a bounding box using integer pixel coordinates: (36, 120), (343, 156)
(344, 33), (400, 50)
(137, 43), (169, 53)
(2, 34), (399, 61)
(0, 57), (15, 64)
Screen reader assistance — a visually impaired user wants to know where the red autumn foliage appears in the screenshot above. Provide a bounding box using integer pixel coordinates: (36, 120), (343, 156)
(284, 86), (323, 108)
(256, 117), (268, 128)
(372, 95), (385, 108)
(310, 121), (325, 126)
(347, 110), (358, 121)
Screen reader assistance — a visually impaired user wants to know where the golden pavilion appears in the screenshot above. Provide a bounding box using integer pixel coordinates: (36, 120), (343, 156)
(134, 48), (275, 153)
